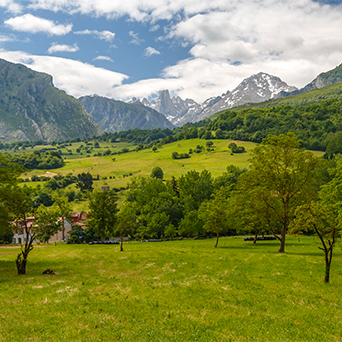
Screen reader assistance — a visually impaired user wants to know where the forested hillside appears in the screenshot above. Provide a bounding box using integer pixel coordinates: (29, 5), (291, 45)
(207, 98), (342, 151)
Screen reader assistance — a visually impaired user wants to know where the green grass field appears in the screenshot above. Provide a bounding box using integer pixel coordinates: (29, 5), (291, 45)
(1, 236), (341, 341)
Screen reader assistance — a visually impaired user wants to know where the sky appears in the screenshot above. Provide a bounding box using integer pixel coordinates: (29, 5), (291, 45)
(0, 0), (342, 103)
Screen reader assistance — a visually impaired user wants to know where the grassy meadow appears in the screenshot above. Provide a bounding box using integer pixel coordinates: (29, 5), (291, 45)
(21, 139), (258, 190)
(1, 236), (341, 341)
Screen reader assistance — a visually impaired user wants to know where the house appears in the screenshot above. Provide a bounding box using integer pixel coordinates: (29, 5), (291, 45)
(12, 216), (80, 244)
(48, 217), (74, 243)
(48, 212), (88, 242)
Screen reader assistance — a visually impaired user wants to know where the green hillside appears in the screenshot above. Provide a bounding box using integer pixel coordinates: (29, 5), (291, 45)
(207, 85), (342, 151)
(0, 59), (102, 142)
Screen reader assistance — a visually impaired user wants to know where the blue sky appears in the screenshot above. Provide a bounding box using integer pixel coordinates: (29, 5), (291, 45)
(0, 0), (341, 103)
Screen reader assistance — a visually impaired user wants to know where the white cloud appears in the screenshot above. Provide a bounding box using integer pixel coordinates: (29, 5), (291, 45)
(129, 31), (144, 45)
(74, 29), (115, 42)
(0, 34), (16, 43)
(4, 14), (72, 35)
(0, 0), (23, 14)
(149, 24), (159, 32)
(93, 55), (113, 62)
(0, 49), (128, 98)
(144, 47), (160, 57)
(48, 43), (79, 53)
(1, 0), (342, 103)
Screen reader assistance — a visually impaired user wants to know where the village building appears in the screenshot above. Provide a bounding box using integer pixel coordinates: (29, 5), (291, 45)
(12, 212), (88, 244)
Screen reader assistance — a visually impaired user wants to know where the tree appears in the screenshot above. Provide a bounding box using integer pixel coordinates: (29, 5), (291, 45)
(34, 205), (63, 243)
(87, 189), (118, 241)
(52, 193), (72, 241)
(178, 210), (204, 238)
(290, 202), (340, 283)
(164, 224), (176, 241)
(126, 176), (182, 239)
(151, 166), (164, 179)
(198, 188), (230, 247)
(115, 203), (137, 251)
(178, 170), (213, 212)
(76, 172), (93, 193)
(238, 133), (321, 253)
(290, 156), (342, 282)
(146, 212), (169, 239)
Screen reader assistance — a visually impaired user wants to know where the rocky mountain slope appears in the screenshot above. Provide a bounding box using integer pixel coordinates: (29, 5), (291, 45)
(79, 95), (173, 133)
(138, 73), (297, 126)
(0, 59), (102, 142)
(278, 63), (342, 98)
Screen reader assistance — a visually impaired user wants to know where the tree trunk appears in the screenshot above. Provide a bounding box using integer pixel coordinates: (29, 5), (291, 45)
(324, 249), (333, 283)
(62, 216), (65, 241)
(278, 234), (286, 253)
(324, 260), (331, 283)
(120, 236), (123, 252)
(214, 232), (219, 248)
(253, 232), (258, 244)
(101, 232), (104, 242)
(16, 252), (27, 275)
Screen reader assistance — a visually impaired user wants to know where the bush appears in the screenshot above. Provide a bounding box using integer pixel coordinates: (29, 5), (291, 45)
(228, 142), (245, 153)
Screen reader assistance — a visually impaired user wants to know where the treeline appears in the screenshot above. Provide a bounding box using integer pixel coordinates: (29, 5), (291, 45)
(206, 98), (342, 151)
(8, 150), (64, 169)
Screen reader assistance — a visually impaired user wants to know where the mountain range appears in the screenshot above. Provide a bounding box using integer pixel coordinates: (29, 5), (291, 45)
(0, 57), (342, 143)
(135, 73), (297, 126)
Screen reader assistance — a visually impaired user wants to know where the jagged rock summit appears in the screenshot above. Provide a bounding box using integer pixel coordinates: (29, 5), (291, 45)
(138, 73), (297, 126)
(79, 94), (173, 133)
(0, 59), (102, 142)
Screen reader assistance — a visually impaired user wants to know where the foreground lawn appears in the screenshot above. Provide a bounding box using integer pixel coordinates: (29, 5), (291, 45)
(1, 236), (341, 341)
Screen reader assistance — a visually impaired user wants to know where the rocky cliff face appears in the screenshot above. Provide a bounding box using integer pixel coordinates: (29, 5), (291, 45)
(139, 73), (297, 126)
(79, 95), (173, 133)
(0, 59), (102, 142)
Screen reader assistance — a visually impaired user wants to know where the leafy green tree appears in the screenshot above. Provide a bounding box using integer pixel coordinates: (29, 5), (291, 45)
(76, 172), (93, 193)
(146, 212), (169, 239)
(52, 194), (72, 241)
(164, 224), (177, 241)
(290, 202), (340, 283)
(87, 189), (118, 241)
(229, 183), (272, 243)
(178, 210), (205, 238)
(178, 170), (213, 212)
(151, 166), (164, 179)
(198, 188), (230, 248)
(34, 205), (63, 243)
(115, 203), (137, 251)
(238, 133), (321, 253)
(5, 186), (35, 274)
(290, 156), (342, 282)
(126, 176), (182, 238)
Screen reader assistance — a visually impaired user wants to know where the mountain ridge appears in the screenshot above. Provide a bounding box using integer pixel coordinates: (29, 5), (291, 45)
(137, 73), (297, 126)
(0, 59), (102, 142)
(79, 94), (174, 133)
